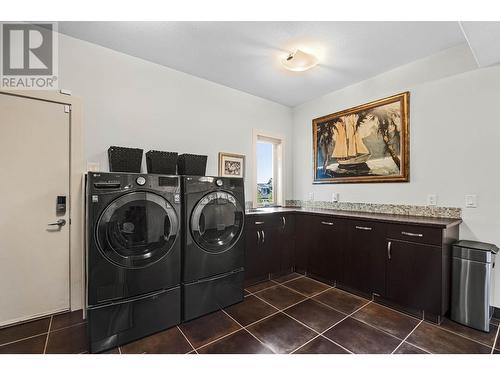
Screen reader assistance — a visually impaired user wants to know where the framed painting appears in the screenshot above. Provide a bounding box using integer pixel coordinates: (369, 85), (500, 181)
(312, 92), (409, 184)
(218, 152), (245, 178)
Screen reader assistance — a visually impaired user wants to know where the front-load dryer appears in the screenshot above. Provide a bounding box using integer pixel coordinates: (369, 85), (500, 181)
(181, 176), (245, 321)
(86, 172), (181, 352)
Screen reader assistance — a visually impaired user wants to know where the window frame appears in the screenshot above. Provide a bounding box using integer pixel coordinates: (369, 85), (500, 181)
(252, 129), (285, 208)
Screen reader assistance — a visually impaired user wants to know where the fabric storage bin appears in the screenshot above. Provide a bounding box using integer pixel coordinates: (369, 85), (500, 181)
(108, 146), (143, 173)
(177, 153), (207, 175)
(146, 150), (178, 174)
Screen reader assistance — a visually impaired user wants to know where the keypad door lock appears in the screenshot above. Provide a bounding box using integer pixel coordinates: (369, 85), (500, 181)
(56, 196), (67, 215)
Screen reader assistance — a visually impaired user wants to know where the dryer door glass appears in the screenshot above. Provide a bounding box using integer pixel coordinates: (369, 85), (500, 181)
(190, 191), (244, 253)
(96, 192), (179, 268)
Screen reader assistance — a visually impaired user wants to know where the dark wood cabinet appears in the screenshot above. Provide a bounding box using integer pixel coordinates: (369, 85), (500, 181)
(244, 213), (296, 285)
(308, 216), (344, 284)
(294, 214), (316, 274)
(342, 220), (386, 297)
(245, 210), (460, 322)
(278, 214), (295, 275)
(385, 239), (442, 316)
(244, 218), (269, 285)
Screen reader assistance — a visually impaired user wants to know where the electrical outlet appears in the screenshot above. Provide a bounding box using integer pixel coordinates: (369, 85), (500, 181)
(308, 192), (314, 201)
(427, 194), (437, 206)
(332, 192), (339, 203)
(465, 195), (477, 208)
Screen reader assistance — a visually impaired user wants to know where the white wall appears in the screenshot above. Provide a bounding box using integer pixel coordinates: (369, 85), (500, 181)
(57, 33), (292, 310)
(292, 44), (500, 306)
(58, 33), (293, 202)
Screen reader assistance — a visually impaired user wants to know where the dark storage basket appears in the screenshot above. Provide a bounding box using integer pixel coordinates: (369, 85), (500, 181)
(146, 150), (178, 175)
(177, 153), (207, 176)
(108, 146), (143, 173)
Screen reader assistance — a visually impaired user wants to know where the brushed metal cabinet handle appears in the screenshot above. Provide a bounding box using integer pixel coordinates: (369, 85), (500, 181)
(261, 230), (265, 244)
(255, 221), (264, 225)
(282, 216), (286, 229)
(387, 241), (392, 260)
(355, 226), (372, 231)
(257, 230), (261, 243)
(321, 221), (334, 226)
(401, 231), (423, 237)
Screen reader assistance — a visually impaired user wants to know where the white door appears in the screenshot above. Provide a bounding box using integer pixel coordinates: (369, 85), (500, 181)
(0, 92), (70, 326)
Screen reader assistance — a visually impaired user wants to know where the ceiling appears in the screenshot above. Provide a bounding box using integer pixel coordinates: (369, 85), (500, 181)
(57, 22), (497, 107)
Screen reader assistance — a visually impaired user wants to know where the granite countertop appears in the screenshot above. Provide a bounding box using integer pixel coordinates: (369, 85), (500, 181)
(245, 206), (462, 229)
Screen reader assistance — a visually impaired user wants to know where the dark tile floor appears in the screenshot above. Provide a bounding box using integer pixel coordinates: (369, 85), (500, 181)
(1, 273), (499, 354)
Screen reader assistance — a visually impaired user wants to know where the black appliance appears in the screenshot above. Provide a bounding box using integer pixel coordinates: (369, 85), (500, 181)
(86, 172), (182, 353)
(181, 176), (245, 321)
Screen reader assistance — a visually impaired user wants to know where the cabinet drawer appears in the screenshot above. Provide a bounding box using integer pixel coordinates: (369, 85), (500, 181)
(247, 214), (283, 228)
(387, 224), (442, 246)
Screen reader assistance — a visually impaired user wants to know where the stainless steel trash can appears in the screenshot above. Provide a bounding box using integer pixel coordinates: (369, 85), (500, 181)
(451, 240), (498, 332)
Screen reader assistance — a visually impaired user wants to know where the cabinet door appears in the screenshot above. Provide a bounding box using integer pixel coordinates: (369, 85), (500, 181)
(294, 215), (316, 274)
(386, 239), (442, 315)
(308, 217), (343, 283)
(244, 226), (268, 285)
(279, 214), (295, 274)
(343, 220), (386, 296)
(263, 225), (281, 276)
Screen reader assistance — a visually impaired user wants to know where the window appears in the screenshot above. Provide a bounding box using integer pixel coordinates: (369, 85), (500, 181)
(253, 131), (284, 207)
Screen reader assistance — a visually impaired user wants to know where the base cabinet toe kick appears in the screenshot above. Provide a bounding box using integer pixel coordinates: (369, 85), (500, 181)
(245, 210), (461, 324)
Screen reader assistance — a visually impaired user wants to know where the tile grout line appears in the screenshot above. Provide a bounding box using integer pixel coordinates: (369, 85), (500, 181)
(288, 333), (322, 354)
(282, 276), (332, 289)
(244, 280), (282, 295)
(433, 323), (496, 351)
(190, 327), (245, 352)
(43, 315), (53, 354)
(491, 323), (500, 354)
(289, 298), (374, 354)
(248, 286), (363, 354)
(390, 319), (425, 354)
(221, 309), (277, 354)
(49, 321), (87, 334)
(176, 326), (198, 354)
(282, 280), (486, 350)
(0, 320), (88, 350)
(0, 332), (48, 348)
(275, 281), (374, 318)
(273, 274), (306, 285)
(277, 281), (332, 300)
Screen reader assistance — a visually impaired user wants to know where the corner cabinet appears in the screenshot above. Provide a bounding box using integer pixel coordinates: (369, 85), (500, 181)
(244, 210), (460, 324)
(244, 213), (295, 286)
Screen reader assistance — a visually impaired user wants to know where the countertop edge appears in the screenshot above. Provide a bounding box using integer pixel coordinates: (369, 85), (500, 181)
(245, 208), (462, 229)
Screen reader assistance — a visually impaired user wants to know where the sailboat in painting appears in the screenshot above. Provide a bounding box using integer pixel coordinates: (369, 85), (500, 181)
(332, 115), (370, 168)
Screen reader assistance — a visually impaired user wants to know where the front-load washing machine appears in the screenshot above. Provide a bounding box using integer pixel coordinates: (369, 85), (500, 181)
(86, 172), (181, 353)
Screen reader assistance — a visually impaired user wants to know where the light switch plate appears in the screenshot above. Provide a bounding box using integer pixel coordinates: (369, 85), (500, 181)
(427, 194), (437, 206)
(465, 194), (477, 208)
(332, 192), (339, 202)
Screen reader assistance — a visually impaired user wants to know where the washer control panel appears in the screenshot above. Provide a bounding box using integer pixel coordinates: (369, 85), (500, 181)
(136, 176), (146, 186)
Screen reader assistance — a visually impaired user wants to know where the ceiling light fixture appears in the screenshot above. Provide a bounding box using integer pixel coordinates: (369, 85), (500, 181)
(281, 49), (319, 72)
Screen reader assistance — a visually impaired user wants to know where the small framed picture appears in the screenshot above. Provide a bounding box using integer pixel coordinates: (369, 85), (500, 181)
(218, 152), (245, 178)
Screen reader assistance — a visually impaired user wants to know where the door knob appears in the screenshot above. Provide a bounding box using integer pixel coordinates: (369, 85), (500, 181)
(48, 219), (66, 227)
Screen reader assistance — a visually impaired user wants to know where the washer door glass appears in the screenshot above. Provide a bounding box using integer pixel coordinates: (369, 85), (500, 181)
(96, 192), (179, 268)
(190, 191), (244, 253)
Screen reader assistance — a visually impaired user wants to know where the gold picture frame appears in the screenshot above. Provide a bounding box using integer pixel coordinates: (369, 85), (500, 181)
(218, 152), (245, 178)
(312, 92), (410, 184)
